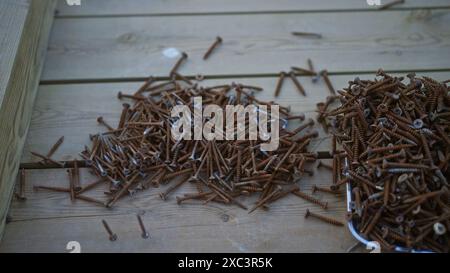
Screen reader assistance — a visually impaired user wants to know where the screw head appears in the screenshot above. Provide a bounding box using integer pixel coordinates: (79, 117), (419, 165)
(397, 173), (409, 183)
(433, 222), (446, 236)
(395, 215), (404, 223)
(109, 234), (118, 241)
(305, 209), (311, 218)
(309, 130), (319, 138)
(413, 119), (424, 129)
(142, 232), (150, 239)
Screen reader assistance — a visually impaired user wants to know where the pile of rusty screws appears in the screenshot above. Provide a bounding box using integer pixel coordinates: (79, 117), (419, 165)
(319, 70), (450, 252)
(31, 66), (323, 215)
(28, 53), (346, 235)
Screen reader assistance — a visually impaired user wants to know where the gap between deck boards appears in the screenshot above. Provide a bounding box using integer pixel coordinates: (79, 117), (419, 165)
(39, 68), (450, 86)
(54, 6), (450, 19)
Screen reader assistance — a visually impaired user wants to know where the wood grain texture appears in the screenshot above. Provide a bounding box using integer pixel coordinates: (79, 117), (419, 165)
(0, 163), (353, 252)
(42, 9), (450, 81)
(0, 0), (57, 242)
(55, 0), (450, 17)
(21, 72), (450, 164)
(0, 0), (30, 104)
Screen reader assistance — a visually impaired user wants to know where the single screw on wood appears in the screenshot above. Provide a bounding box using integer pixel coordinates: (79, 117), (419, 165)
(289, 71), (306, 96)
(39, 136), (64, 165)
(101, 219), (117, 241)
(30, 151), (65, 168)
(117, 91), (145, 100)
(176, 192), (211, 204)
(320, 70), (336, 95)
(291, 66), (316, 76)
(137, 214), (149, 239)
(73, 160), (82, 191)
(379, 0), (405, 10)
(305, 209), (344, 226)
(274, 72), (287, 97)
(291, 31), (322, 39)
(285, 113), (306, 121)
(97, 116), (115, 131)
(34, 185), (71, 193)
(288, 118), (314, 136)
(203, 36), (222, 60)
(170, 52), (188, 75)
(292, 190), (328, 209)
(312, 185), (340, 195)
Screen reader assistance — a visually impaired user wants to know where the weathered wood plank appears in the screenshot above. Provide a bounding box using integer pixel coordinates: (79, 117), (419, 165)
(0, 0), (29, 104)
(55, 0), (450, 17)
(0, 208), (354, 252)
(42, 9), (450, 81)
(0, 0), (57, 242)
(7, 165), (341, 221)
(0, 164), (352, 252)
(21, 72), (450, 164)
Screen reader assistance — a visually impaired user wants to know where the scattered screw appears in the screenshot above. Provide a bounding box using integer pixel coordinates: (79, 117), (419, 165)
(137, 214), (150, 239)
(305, 209), (344, 226)
(379, 0), (405, 10)
(203, 36), (222, 60)
(101, 219), (117, 241)
(274, 72), (287, 97)
(170, 52), (188, 76)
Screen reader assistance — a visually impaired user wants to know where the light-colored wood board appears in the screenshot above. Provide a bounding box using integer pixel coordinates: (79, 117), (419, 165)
(1, 164), (352, 252)
(0, 0), (57, 242)
(21, 72), (450, 164)
(55, 0), (450, 17)
(0, 0), (30, 104)
(0, 209), (354, 253)
(42, 9), (450, 81)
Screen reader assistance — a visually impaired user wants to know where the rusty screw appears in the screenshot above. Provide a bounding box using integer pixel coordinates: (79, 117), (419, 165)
(203, 36), (222, 60)
(274, 72), (287, 97)
(320, 70), (336, 95)
(170, 52), (188, 75)
(137, 214), (149, 239)
(101, 219), (117, 241)
(293, 190), (328, 209)
(305, 209), (344, 226)
(289, 71), (306, 96)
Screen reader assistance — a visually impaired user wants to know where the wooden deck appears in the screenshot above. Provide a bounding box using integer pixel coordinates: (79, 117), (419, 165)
(1, 0), (450, 252)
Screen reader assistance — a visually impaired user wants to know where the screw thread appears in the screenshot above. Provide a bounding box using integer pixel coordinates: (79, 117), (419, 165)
(293, 190), (328, 209)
